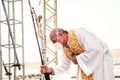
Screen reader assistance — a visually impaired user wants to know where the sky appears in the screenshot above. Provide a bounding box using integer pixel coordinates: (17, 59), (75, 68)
(1, 0), (120, 62)
(57, 0), (120, 49)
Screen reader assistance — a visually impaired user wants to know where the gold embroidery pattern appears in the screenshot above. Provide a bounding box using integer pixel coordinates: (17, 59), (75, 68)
(63, 30), (93, 80)
(67, 30), (84, 54)
(63, 46), (73, 60)
(81, 70), (93, 80)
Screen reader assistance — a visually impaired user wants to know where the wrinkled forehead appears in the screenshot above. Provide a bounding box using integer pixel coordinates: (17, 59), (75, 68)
(50, 31), (56, 40)
(50, 31), (58, 43)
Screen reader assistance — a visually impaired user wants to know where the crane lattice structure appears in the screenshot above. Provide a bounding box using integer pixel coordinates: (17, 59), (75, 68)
(0, 0), (25, 80)
(42, 0), (58, 66)
(40, 0), (58, 79)
(0, 0), (57, 80)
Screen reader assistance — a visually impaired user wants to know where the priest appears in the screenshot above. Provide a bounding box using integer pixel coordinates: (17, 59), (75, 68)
(40, 28), (114, 80)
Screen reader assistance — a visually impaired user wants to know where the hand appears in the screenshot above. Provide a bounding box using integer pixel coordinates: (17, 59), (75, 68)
(40, 65), (52, 74)
(71, 55), (78, 64)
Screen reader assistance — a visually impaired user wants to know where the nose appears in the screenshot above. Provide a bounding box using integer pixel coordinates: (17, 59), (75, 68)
(57, 38), (64, 45)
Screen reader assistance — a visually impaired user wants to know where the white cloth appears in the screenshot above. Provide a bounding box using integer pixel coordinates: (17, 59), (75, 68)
(53, 28), (114, 80)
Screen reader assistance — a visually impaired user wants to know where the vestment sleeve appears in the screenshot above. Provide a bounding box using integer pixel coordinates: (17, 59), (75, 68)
(76, 30), (105, 76)
(53, 52), (71, 75)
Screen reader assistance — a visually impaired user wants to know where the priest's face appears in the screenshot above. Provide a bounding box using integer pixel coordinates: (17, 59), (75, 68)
(50, 31), (67, 47)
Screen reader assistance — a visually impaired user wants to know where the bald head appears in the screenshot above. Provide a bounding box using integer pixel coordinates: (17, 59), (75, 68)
(50, 28), (63, 42)
(50, 28), (63, 35)
(49, 28), (68, 46)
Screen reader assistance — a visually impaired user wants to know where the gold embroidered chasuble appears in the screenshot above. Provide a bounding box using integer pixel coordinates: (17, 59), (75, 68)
(63, 30), (93, 80)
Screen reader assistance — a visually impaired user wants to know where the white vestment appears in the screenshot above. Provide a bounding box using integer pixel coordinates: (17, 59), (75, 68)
(52, 28), (114, 80)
